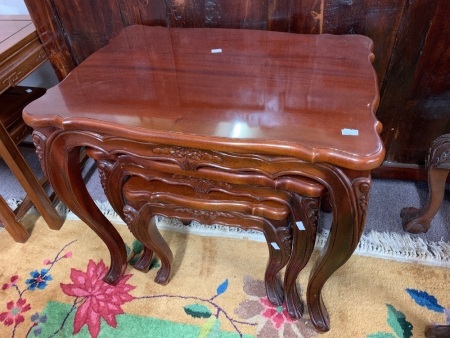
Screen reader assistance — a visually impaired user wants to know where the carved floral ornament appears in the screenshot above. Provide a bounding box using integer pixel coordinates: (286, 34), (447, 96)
(153, 146), (223, 162)
(428, 134), (450, 169)
(171, 175), (232, 193)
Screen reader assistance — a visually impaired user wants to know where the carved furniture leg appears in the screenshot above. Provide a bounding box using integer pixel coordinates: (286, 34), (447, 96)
(284, 194), (319, 319)
(0, 195), (30, 242)
(401, 134), (450, 234)
(123, 204), (174, 285)
(0, 122), (63, 232)
(261, 220), (292, 306)
(306, 166), (369, 332)
(33, 131), (128, 285)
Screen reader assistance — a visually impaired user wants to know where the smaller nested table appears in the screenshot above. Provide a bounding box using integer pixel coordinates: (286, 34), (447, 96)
(23, 25), (384, 332)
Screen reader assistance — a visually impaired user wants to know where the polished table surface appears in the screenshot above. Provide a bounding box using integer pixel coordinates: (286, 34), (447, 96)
(23, 25), (384, 332)
(25, 25), (383, 170)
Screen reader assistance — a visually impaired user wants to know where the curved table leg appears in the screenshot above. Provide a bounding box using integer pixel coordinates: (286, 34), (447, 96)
(33, 131), (128, 285)
(123, 204), (174, 285)
(425, 325), (450, 338)
(306, 167), (369, 332)
(134, 246), (155, 272)
(284, 195), (319, 319)
(401, 134), (450, 234)
(262, 220), (292, 306)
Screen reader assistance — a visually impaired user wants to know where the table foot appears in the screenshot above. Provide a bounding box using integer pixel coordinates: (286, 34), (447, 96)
(134, 246), (154, 272)
(308, 293), (330, 331)
(400, 207), (432, 234)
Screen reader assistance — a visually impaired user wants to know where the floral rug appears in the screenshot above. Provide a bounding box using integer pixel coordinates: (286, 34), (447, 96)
(0, 215), (449, 338)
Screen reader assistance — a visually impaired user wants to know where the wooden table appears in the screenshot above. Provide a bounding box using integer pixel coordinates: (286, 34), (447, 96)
(23, 25), (384, 331)
(0, 15), (47, 95)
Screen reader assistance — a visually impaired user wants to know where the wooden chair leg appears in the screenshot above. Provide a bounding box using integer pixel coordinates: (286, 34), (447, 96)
(0, 195), (30, 243)
(0, 121), (63, 231)
(401, 134), (450, 234)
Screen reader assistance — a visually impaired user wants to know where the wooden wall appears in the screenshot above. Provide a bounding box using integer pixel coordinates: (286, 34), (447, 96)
(24, 0), (450, 178)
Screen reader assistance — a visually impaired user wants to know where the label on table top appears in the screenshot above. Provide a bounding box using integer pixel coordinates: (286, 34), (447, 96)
(211, 48), (222, 53)
(341, 128), (359, 136)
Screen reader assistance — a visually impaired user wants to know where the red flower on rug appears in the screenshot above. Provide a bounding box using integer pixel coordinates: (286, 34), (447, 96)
(60, 259), (135, 338)
(259, 297), (294, 329)
(235, 276), (317, 337)
(0, 298), (31, 326)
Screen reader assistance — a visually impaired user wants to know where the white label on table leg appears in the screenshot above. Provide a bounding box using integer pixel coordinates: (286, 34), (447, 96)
(296, 221), (305, 231)
(271, 242), (280, 250)
(211, 48), (222, 53)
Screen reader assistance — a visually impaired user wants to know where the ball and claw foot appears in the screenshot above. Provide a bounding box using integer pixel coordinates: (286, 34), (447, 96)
(400, 207), (431, 234)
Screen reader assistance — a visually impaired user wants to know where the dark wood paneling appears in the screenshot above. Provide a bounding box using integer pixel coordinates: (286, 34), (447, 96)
(24, 0), (450, 180)
(132, 0), (167, 27)
(24, 0), (76, 79)
(51, 0), (126, 65)
(376, 0), (450, 166)
(285, 0), (320, 34)
(323, 0), (404, 91)
(411, 0), (450, 99)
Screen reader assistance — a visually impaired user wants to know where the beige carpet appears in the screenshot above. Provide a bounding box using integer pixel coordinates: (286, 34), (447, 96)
(0, 216), (448, 337)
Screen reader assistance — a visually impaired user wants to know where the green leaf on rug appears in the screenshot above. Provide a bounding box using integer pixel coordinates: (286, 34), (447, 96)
(199, 317), (222, 338)
(132, 240), (144, 254)
(184, 304), (212, 318)
(386, 304), (413, 338)
(367, 332), (397, 338)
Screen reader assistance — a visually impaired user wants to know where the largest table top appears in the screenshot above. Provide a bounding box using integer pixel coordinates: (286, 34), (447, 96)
(24, 25), (384, 171)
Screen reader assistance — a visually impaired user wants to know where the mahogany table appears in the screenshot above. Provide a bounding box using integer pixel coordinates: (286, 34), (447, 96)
(23, 25), (384, 331)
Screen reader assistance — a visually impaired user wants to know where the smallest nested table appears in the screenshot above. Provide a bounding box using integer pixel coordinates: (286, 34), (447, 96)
(23, 25), (384, 331)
